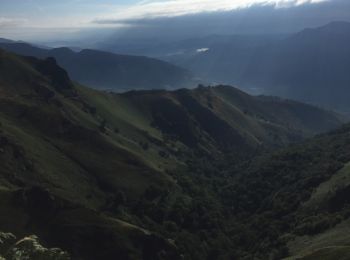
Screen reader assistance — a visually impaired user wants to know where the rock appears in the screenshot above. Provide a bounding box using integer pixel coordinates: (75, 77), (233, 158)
(1, 231), (70, 260)
(6, 235), (70, 260)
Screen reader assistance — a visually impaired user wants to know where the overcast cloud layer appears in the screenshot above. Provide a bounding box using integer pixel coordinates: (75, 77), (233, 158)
(0, 0), (349, 42)
(99, 0), (350, 41)
(94, 0), (328, 24)
(0, 0), (329, 29)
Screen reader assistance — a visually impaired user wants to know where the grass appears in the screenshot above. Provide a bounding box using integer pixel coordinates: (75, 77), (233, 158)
(302, 162), (350, 210)
(287, 218), (350, 259)
(0, 51), (177, 203)
(76, 85), (179, 172)
(0, 112), (106, 208)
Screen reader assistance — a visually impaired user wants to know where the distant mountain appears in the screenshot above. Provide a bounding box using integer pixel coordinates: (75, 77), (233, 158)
(162, 35), (282, 87)
(0, 50), (345, 259)
(0, 38), (15, 44)
(96, 34), (283, 88)
(0, 41), (195, 91)
(97, 34), (282, 58)
(112, 22), (350, 112)
(241, 21), (350, 112)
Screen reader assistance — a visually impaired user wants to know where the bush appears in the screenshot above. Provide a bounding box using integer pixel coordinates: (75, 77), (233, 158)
(139, 141), (149, 150)
(99, 119), (107, 133)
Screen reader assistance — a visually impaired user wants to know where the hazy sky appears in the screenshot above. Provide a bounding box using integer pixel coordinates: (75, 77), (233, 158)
(0, 0), (348, 42)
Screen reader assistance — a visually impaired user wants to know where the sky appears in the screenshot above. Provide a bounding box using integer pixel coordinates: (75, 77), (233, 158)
(0, 0), (349, 42)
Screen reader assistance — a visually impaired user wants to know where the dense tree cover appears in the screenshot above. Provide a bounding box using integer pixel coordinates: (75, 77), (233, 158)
(107, 125), (350, 259)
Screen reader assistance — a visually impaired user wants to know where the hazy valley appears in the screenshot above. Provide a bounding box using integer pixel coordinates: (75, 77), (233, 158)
(98, 22), (350, 113)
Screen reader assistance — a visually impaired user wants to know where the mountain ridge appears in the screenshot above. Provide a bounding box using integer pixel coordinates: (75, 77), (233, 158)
(126, 21), (350, 112)
(0, 42), (195, 91)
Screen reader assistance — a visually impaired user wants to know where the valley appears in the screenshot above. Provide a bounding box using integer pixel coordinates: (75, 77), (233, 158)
(99, 22), (350, 113)
(0, 48), (349, 259)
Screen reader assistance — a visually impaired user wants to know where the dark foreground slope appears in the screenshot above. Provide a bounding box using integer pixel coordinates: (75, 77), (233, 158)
(0, 49), (346, 259)
(0, 41), (194, 91)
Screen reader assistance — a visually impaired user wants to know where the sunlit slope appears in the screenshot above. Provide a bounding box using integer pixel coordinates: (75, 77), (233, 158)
(0, 49), (181, 259)
(0, 49), (172, 205)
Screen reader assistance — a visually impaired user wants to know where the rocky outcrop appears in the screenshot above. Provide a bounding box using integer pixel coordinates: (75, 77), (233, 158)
(0, 232), (70, 260)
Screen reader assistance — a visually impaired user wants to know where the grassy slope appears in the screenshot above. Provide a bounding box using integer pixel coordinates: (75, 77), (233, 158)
(287, 219), (350, 259)
(285, 162), (350, 259)
(76, 85), (178, 172)
(0, 49), (173, 200)
(0, 49), (347, 258)
(302, 162), (350, 211)
(233, 124), (350, 259)
(0, 50), (181, 259)
(115, 86), (344, 154)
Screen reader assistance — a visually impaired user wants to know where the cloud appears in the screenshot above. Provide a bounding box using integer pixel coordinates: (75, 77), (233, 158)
(197, 48), (209, 53)
(0, 17), (26, 28)
(93, 0), (328, 24)
(91, 0), (350, 43)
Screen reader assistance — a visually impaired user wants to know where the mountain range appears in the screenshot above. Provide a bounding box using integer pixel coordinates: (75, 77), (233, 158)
(241, 21), (350, 112)
(3, 21), (350, 113)
(0, 49), (348, 259)
(0, 41), (195, 91)
(99, 21), (350, 112)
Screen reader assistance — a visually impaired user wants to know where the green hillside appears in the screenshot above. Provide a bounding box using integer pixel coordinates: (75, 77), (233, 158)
(0, 49), (348, 259)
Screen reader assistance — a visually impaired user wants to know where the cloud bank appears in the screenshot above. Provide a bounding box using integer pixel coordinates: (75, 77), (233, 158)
(89, 0), (350, 42)
(94, 0), (328, 24)
(1, 0), (348, 44)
